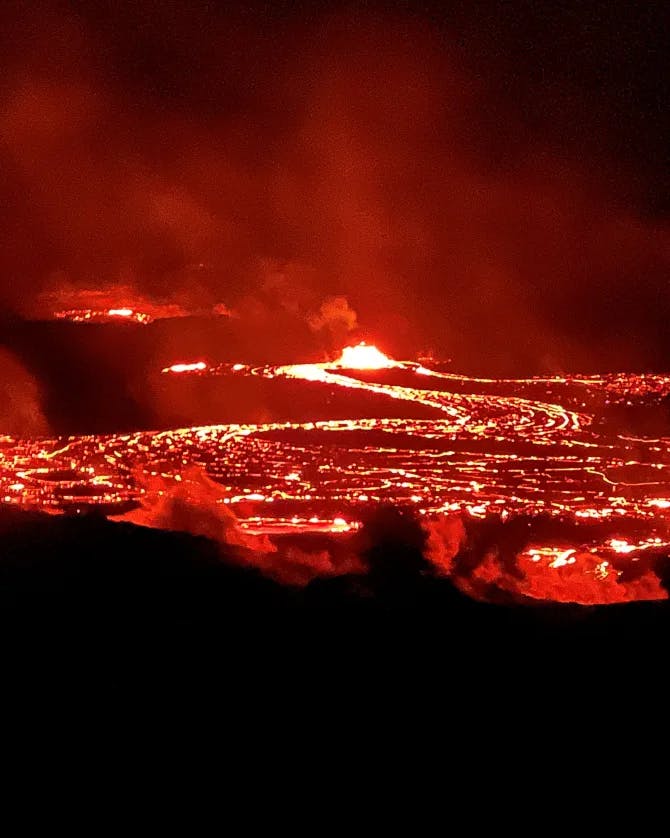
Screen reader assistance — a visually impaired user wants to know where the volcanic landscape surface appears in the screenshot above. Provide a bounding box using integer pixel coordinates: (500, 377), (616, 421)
(3, 342), (670, 590)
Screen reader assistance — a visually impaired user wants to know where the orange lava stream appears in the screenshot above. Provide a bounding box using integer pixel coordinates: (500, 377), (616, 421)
(3, 343), (670, 602)
(271, 354), (588, 439)
(55, 308), (153, 324)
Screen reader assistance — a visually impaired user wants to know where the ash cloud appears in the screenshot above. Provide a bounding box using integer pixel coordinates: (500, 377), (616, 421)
(0, 2), (669, 368)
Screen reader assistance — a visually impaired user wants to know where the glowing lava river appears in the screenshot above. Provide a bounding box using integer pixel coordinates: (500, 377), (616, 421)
(4, 343), (670, 602)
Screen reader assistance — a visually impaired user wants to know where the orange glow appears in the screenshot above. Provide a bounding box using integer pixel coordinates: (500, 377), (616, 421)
(331, 516), (353, 532)
(55, 308), (153, 324)
(4, 348), (670, 603)
(608, 537), (665, 554)
(333, 342), (397, 369)
(161, 361), (208, 374)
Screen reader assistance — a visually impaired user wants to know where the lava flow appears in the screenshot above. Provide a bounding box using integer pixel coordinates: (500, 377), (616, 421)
(55, 307), (154, 324)
(3, 342), (670, 602)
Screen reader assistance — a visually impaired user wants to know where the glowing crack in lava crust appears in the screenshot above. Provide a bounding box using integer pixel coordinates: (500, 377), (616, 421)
(3, 343), (670, 603)
(55, 307), (153, 324)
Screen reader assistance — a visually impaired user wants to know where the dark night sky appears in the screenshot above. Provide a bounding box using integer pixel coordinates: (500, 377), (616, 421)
(1, 0), (669, 369)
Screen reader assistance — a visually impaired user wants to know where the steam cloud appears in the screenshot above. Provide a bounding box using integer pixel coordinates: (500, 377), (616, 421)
(1, 3), (668, 367)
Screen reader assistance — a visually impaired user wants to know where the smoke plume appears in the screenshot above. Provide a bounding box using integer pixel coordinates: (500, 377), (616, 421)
(308, 296), (358, 346)
(423, 515), (667, 605)
(115, 467), (362, 586)
(1, 3), (668, 367)
(114, 470), (667, 604)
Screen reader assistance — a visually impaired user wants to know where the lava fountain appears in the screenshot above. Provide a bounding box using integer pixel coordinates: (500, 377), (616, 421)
(333, 342), (399, 369)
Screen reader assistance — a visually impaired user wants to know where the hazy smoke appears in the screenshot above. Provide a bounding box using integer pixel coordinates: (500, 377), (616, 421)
(114, 471), (667, 603)
(457, 547), (667, 605)
(118, 467), (274, 551)
(422, 515), (467, 575)
(0, 349), (49, 436)
(423, 514), (667, 605)
(1, 3), (668, 367)
(307, 296), (358, 344)
(33, 279), (193, 320)
(115, 467), (362, 586)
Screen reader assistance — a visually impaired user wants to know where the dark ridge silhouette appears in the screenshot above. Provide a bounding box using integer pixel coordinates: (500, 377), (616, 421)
(1, 503), (669, 716)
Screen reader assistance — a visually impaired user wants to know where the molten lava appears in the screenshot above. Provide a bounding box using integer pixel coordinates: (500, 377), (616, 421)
(162, 361), (209, 374)
(333, 342), (397, 369)
(55, 308), (153, 325)
(3, 344), (670, 603)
